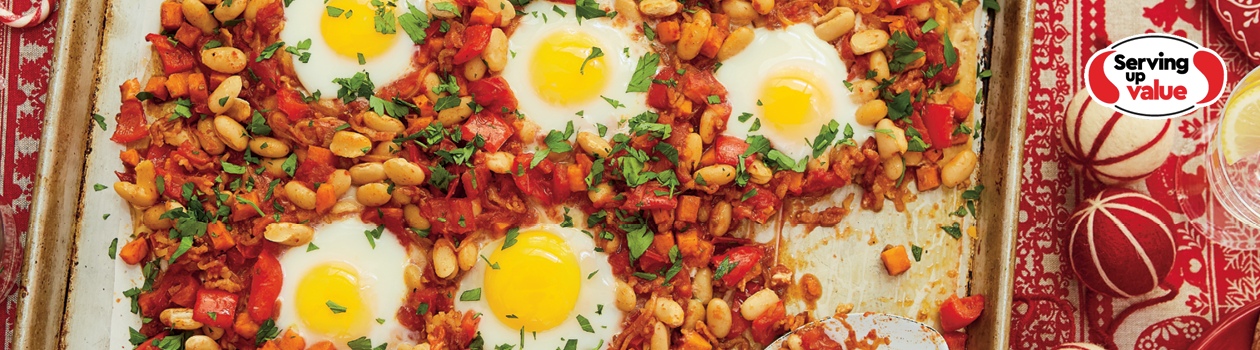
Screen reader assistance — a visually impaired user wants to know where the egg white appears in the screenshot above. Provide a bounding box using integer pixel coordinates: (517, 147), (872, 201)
(276, 216), (414, 349)
(281, 0), (423, 98)
(715, 23), (869, 160)
(455, 223), (624, 349)
(502, 0), (654, 136)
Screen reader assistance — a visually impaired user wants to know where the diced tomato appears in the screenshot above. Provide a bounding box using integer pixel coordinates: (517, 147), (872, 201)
(254, 0), (284, 35)
(453, 25), (492, 65)
(941, 331), (967, 350)
(647, 68), (677, 110)
(552, 164), (572, 201)
(176, 141), (214, 167)
(921, 104), (958, 149)
(679, 67), (727, 104)
(921, 32), (959, 86)
(276, 88), (312, 121)
(511, 153), (557, 204)
(888, 0), (928, 9)
(727, 301), (750, 338)
(250, 58), (283, 90)
(248, 251), (284, 322)
(135, 333), (169, 350)
(750, 301), (787, 344)
(637, 248), (670, 271)
(713, 135), (749, 166)
(939, 294), (985, 332)
(468, 76), (518, 113)
(800, 169), (847, 194)
(732, 183), (779, 224)
(111, 100), (149, 144)
(361, 207), (413, 244)
(622, 184), (678, 211)
(461, 113), (514, 152)
(295, 149), (337, 185)
(192, 288), (238, 328)
(145, 33), (196, 74)
(710, 246), (763, 285)
(418, 198), (478, 235)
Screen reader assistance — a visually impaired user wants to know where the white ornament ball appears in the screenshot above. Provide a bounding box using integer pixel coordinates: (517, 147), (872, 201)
(1061, 90), (1174, 185)
(1052, 343), (1106, 350)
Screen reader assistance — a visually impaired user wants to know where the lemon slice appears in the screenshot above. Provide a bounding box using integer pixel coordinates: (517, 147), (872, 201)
(1220, 83), (1260, 165)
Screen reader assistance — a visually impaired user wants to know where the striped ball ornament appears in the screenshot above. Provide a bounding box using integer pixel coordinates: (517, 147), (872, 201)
(1068, 188), (1177, 298)
(1052, 343), (1105, 350)
(1061, 90), (1173, 185)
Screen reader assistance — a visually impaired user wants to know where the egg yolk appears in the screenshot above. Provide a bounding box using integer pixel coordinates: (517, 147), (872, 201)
(483, 230), (581, 332)
(321, 0), (397, 60)
(530, 30), (608, 107)
(294, 262), (370, 341)
(758, 68), (833, 140)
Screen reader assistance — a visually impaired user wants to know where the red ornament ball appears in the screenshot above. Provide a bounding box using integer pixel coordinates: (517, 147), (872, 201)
(1068, 188), (1177, 298)
(1052, 343), (1105, 350)
(1061, 90), (1173, 185)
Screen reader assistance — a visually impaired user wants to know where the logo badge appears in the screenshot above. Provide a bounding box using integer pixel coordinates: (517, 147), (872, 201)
(1084, 33), (1227, 119)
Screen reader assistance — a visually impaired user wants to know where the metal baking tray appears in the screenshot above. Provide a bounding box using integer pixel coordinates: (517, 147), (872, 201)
(14, 0), (1030, 348)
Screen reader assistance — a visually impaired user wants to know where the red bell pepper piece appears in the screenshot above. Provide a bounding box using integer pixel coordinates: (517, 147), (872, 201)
(192, 288), (238, 328)
(461, 165), (492, 198)
(461, 113), (514, 152)
(941, 331), (967, 350)
(680, 67), (727, 104)
(145, 33), (196, 74)
(276, 88), (312, 121)
(888, 0), (928, 9)
(711, 246), (763, 285)
(468, 76), (518, 113)
(111, 100), (150, 144)
(176, 141), (213, 167)
(938, 294), (985, 332)
(135, 333), (169, 350)
(247, 251), (283, 322)
(750, 301), (787, 344)
(922, 104), (958, 149)
(453, 25), (492, 65)
(552, 163), (572, 201)
(362, 207), (408, 240)
(713, 135), (749, 166)
(647, 68), (677, 110)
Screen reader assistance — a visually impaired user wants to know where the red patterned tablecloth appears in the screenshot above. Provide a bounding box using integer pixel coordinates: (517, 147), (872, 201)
(1, 0), (1258, 348)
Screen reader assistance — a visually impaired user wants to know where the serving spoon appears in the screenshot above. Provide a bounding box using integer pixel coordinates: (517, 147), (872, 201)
(764, 313), (948, 350)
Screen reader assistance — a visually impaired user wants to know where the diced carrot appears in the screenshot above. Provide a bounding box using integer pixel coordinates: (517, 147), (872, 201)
(187, 73), (208, 105)
(566, 164), (587, 192)
(233, 312), (260, 339)
(174, 22), (201, 48)
(120, 149), (141, 167)
(207, 221), (236, 250)
(656, 21), (680, 44)
(679, 329), (713, 350)
(306, 146), (335, 165)
(699, 148), (716, 167)
(676, 195), (700, 223)
(208, 72), (229, 93)
(881, 245), (912, 276)
(676, 229), (705, 262)
(121, 79), (141, 102)
(711, 13), (729, 28)
(949, 91), (974, 119)
(165, 72), (189, 98)
(315, 184), (336, 214)
(160, 1), (183, 30)
(469, 7), (497, 26)
(143, 76), (169, 101)
(276, 328), (306, 350)
(259, 341), (280, 350)
(915, 165), (941, 192)
(699, 25), (728, 58)
(651, 231), (675, 256)
(119, 238), (149, 265)
(306, 341), (338, 350)
(230, 192), (261, 221)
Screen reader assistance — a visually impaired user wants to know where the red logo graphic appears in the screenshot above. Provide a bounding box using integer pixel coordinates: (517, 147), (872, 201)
(1084, 33), (1226, 119)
